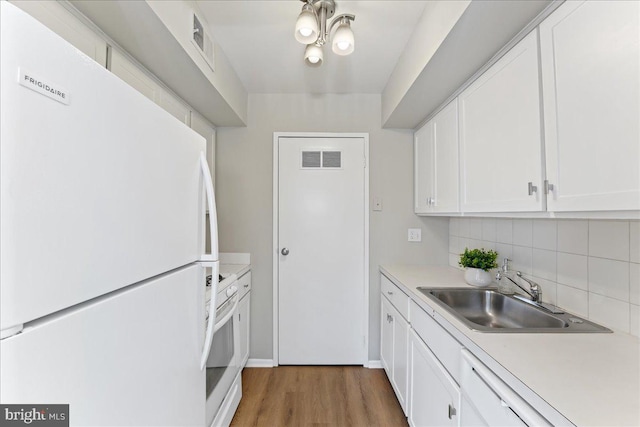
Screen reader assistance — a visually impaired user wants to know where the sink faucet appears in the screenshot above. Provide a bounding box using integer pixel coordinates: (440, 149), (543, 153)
(495, 258), (542, 303)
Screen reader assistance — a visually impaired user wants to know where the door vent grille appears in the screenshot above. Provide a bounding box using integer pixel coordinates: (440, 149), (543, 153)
(322, 151), (341, 168)
(302, 151), (321, 168)
(301, 150), (342, 169)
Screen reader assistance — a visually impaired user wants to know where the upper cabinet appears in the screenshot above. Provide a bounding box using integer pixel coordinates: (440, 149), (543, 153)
(458, 30), (543, 213)
(540, 0), (640, 212)
(415, 100), (459, 214)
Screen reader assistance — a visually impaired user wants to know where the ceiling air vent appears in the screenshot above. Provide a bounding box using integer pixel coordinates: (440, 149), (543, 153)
(192, 11), (215, 72)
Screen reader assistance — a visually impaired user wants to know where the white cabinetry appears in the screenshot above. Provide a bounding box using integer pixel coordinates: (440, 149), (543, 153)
(540, 0), (640, 212)
(409, 330), (460, 427)
(459, 30), (543, 213)
(415, 100), (459, 214)
(12, 1), (107, 67)
(380, 275), (409, 415)
(237, 272), (251, 367)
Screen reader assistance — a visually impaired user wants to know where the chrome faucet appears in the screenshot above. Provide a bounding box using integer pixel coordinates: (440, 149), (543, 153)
(495, 258), (542, 303)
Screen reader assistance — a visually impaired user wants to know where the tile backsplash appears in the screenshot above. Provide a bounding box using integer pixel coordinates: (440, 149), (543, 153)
(449, 218), (640, 337)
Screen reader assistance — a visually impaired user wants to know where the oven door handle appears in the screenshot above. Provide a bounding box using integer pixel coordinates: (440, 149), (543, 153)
(214, 292), (239, 334)
(199, 260), (219, 371)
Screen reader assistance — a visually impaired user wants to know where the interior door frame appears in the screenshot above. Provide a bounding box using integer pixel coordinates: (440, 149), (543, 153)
(272, 132), (370, 366)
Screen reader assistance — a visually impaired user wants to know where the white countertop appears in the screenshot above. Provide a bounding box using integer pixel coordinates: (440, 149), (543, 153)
(380, 264), (640, 427)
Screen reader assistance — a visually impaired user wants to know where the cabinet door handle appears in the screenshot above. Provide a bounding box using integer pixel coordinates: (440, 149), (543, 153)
(387, 291), (393, 295)
(244, 284), (249, 288)
(544, 180), (555, 194)
(448, 404), (457, 419)
(528, 182), (538, 196)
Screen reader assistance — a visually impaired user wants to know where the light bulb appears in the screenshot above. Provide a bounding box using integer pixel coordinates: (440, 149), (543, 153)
(299, 27), (313, 38)
(295, 5), (318, 44)
(304, 43), (323, 67)
(337, 41), (350, 51)
(332, 21), (354, 56)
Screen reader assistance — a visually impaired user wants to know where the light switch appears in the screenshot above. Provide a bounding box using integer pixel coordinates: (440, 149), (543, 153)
(373, 197), (383, 211)
(408, 228), (422, 242)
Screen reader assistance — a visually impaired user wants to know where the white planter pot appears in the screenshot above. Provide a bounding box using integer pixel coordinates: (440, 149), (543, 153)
(464, 268), (493, 287)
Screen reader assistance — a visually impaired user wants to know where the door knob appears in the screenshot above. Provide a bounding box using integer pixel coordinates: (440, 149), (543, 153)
(281, 248), (290, 256)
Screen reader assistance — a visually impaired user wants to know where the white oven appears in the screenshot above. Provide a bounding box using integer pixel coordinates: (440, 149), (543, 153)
(205, 273), (241, 426)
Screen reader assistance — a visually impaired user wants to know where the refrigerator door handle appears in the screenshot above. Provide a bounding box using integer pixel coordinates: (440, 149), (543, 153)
(199, 152), (218, 262)
(199, 260), (219, 370)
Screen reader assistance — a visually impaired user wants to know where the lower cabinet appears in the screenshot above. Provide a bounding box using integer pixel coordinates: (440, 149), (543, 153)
(237, 292), (250, 367)
(408, 329), (460, 427)
(237, 271), (251, 368)
(381, 295), (409, 414)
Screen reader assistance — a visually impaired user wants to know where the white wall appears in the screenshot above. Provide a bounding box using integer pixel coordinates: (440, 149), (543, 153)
(450, 218), (640, 337)
(216, 93), (449, 361)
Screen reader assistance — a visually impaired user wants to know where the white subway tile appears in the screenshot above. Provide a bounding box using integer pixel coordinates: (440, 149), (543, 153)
(630, 263), (640, 306)
(459, 218), (470, 238)
(589, 220), (629, 261)
(467, 239), (483, 250)
(495, 244), (513, 265)
(449, 236), (460, 255)
(630, 305), (639, 338)
(449, 253), (460, 269)
(588, 257), (630, 301)
(496, 219), (513, 244)
(589, 294), (630, 333)
(557, 220), (588, 255)
(630, 221), (640, 264)
(557, 253), (588, 291)
(532, 249), (557, 281)
(482, 219), (497, 242)
(480, 241), (495, 251)
(512, 246), (533, 275)
(459, 238), (470, 252)
(557, 284), (589, 318)
(533, 220), (557, 251)
(512, 219), (533, 247)
(449, 218), (460, 237)
(469, 218), (483, 240)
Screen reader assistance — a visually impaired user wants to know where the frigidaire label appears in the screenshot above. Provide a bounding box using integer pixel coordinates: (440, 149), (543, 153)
(18, 69), (70, 105)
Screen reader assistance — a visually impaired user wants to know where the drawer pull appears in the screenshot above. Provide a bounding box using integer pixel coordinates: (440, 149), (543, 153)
(387, 291), (393, 295)
(244, 284), (249, 288)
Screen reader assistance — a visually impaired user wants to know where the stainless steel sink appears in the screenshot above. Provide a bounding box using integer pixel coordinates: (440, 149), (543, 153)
(418, 287), (611, 333)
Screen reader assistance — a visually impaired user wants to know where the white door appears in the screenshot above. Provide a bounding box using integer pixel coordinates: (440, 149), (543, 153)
(0, 265), (205, 426)
(278, 136), (365, 365)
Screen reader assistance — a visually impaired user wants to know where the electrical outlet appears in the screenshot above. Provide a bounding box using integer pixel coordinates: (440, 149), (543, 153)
(408, 228), (422, 242)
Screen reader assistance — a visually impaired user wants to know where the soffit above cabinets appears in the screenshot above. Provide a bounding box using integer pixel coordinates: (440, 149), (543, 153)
(70, 0), (247, 127)
(382, 0), (559, 129)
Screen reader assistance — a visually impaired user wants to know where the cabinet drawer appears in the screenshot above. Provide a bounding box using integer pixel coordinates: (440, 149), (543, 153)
(410, 300), (463, 383)
(237, 271), (251, 299)
(381, 274), (409, 320)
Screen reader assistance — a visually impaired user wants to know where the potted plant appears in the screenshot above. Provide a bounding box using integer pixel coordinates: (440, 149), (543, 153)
(459, 248), (498, 287)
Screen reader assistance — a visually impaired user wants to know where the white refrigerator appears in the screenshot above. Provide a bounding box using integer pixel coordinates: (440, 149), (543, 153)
(0, 3), (219, 425)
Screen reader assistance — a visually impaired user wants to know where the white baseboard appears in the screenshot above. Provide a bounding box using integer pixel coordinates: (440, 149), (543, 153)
(367, 360), (383, 369)
(245, 358), (275, 368)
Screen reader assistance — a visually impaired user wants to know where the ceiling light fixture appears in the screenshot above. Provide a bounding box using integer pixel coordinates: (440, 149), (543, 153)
(294, 0), (355, 67)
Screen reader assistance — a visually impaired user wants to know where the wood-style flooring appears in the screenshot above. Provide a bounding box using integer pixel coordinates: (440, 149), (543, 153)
(230, 366), (408, 427)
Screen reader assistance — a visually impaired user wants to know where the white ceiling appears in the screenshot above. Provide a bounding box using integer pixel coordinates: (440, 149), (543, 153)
(195, 1), (428, 94)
